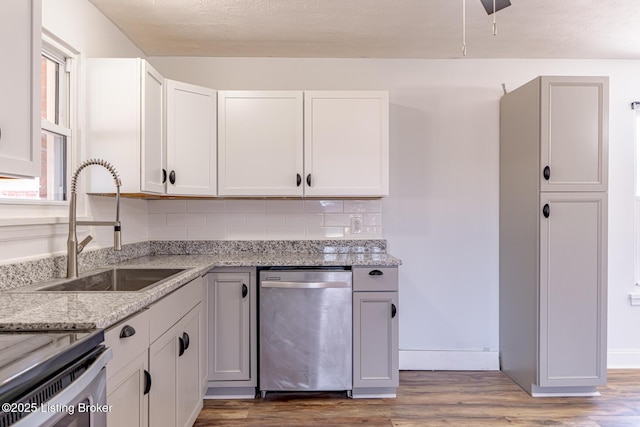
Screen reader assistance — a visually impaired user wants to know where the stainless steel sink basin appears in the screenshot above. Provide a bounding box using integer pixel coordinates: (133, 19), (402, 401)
(37, 268), (186, 292)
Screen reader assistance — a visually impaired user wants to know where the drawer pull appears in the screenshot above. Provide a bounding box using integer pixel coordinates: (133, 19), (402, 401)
(391, 303), (397, 318)
(144, 370), (151, 395)
(119, 325), (136, 338)
(369, 270), (384, 276)
(242, 283), (248, 298)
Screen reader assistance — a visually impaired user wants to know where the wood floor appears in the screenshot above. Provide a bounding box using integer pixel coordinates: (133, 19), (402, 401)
(194, 370), (640, 426)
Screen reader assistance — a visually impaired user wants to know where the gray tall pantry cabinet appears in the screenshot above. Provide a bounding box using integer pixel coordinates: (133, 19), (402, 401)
(499, 76), (608, 396)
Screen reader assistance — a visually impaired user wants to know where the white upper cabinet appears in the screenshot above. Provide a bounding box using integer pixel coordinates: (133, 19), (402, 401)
(540, 77), (608, 192)
(0, 0), (41, 178)
(304, 91), (389, 197)
(87, 58), (164, 194)
(141, 62), (165, 194)
(87, 60), (217, 196)
(218, 91), (303, 197)
(165, 80), (217, 196)
(218, 90), (389, 197)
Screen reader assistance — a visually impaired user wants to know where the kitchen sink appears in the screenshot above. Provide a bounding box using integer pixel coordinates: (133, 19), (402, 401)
(36, 268), (187, 292)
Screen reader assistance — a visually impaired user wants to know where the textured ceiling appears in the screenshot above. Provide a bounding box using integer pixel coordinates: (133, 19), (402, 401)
(88, 0), (640, 59)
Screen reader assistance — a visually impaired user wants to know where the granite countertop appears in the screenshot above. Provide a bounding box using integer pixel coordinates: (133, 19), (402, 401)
(0, 249), (401, 331)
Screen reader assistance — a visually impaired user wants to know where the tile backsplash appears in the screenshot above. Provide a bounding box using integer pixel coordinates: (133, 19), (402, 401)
(147, 199), (383, 240)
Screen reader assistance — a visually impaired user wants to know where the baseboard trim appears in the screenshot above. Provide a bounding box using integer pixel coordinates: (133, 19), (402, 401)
(399, 350), (499, 371)
(607, 350), (640, 368)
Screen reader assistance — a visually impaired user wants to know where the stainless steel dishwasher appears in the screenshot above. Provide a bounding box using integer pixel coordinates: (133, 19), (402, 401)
(259, 267), (352, 397)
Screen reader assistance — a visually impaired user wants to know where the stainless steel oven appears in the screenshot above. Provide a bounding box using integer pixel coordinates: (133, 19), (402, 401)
(0, 330), (110, 427)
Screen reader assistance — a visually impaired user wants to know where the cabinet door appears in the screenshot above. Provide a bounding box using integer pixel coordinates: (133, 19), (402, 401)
(0, 0), (41, 178)
(353, 292), (399, 388)
(107, 350), (149, 427)
(304, 91), (389, 197)
(166, 80), (217, 196)
(218, 91), (303, 196)
(540, 77), (608, 192)
(140, 61), (165, 194)
(148, 323), (178, 427)
(177, 305), (203, 427)
(539, 192), (607, 387)
(208, 272), (251, 381)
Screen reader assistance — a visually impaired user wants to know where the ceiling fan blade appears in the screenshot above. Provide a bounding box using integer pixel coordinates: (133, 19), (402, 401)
(479, 0), (511, 15)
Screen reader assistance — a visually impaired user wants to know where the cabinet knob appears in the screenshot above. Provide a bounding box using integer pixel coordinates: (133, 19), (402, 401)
(391, 303), (397, 318)
(182, 332), (190, 351)
(169, 170), (176, 185)
(543, 166), (551, 180)
(543, 204), (550, 218)
(306, 174), (312, 187)
(242, 283), (248, 298)
(369, 270), (383, 276)
(296, 174), (302, 187)
(178, 336), (185, 357)
(119, 325), (136, 338)
(144, 370), (151, 395)
(162, 169), (167, 184)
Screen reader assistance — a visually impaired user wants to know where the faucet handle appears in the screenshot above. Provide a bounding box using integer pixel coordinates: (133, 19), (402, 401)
(77, 235), (93, 254)
(114, 224), (122, 251)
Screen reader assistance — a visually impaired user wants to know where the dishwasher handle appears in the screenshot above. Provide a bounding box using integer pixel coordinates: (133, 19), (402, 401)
(261, 280), (351, 289)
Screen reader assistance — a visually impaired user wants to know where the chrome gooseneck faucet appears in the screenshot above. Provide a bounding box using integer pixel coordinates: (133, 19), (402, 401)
(67, 159), (122, 279)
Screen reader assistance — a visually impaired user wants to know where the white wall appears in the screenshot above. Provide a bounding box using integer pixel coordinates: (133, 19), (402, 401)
(150, 57), (640, 368)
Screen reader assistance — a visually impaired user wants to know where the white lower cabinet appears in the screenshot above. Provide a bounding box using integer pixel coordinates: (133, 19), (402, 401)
(105, 310), (150, 427)
(105, 276), (205, 427)
(206, 268), (257, 398)
(107, 350), (149, 427)
(352, 267), (399, 398)
(149, 304), (202, 427)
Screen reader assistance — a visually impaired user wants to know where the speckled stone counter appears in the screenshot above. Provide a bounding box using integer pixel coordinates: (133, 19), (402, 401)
(0, 240), (401, 331)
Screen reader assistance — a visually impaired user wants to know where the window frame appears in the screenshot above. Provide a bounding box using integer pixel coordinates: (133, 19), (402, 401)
(0, 30), (77, 214)
(0, 28), (85, 226)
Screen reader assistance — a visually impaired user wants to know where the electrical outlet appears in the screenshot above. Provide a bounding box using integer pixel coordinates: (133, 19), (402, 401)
(350, 216), (362, 234)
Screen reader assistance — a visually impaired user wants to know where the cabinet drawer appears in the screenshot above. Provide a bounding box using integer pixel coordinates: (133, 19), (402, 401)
(149, 276), (204, 343)
(105, 309), (150, 380)
(353, 267), (398, 291)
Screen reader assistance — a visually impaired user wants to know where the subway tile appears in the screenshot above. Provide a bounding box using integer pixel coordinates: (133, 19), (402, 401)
(305, 227), (345, 239)
(324, 213), (362, 227)
(148, 226), (188, 240)
(345, 226), (383, 238)
(206, 213), (245, 226)
(265, 200), (304, 213)
(285, 213), (324, 227)
(343, 199), (382, 213)
(147, 200), (187, 213)
(187, 199), (226, 213)
(225, 200), (266, 213)
(225, 226), (266, 240)
(166, 213), (206, 227)
(187, 227), (226, 240)
(245, 214), (286, 227)
(303, 200), (343, 213)
(266, 226), (305, 240)
(147, 213), (167, 227)
(364, 214), (383, 227)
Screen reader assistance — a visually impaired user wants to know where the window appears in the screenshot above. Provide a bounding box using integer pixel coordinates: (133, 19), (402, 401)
(0, 40), (72, 201)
